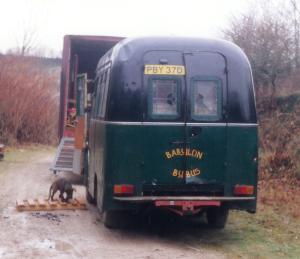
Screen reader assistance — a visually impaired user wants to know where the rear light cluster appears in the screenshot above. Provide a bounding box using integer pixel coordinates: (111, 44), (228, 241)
(234, 185), (254, 195)
(114, 184), (134, 196)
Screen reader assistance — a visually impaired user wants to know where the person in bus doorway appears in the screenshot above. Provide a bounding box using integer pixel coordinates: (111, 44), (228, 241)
(66, 108), (77, 127)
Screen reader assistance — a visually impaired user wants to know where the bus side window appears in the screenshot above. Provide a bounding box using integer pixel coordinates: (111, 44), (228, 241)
(92, 77), (99, 117)
(95, 74), (104, 118)
(98, 68), (110, 119)
(148, 78), (180, 119)
(191, 78), (222, 121)
(96, 73), (103, 118)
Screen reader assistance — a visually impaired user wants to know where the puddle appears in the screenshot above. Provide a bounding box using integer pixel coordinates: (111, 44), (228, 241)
(0, 247), (7, 256)
(26, 239), (74, 253)
(2, 206), (28, 225)
(55, 241), (73, 252)
(26, 239), (56, 250)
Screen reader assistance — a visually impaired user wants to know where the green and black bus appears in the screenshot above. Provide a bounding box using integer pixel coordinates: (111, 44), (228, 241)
(84, 37), (258, 228)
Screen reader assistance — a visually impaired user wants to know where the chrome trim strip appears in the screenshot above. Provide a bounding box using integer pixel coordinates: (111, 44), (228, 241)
(100, 121), (185, 126)
(143, 122), (184, 126)
(227, 123), (258, 127)
(114, 196), (255, 202)
(101, 121), (145, 126)
(186, 122), (226, 126)
(94, 120), (258, 127)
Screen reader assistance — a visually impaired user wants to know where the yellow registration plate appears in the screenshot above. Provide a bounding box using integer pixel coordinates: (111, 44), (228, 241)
(144, 65), (185, 75)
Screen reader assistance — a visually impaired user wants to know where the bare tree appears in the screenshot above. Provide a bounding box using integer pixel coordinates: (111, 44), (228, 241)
(224, 5), (294, 106)
(290, 0), (300, 68)
(17, 26), (38, 56)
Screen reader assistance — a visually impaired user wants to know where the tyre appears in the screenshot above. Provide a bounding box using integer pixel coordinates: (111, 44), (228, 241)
(206, 206), (229, 229)
(86, 188), (96, 204)
(82, 148), (89, 185)
(103, 210), (132, 229)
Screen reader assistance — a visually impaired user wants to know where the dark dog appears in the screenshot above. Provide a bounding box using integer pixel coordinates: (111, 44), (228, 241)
(48, 178), (76, 202)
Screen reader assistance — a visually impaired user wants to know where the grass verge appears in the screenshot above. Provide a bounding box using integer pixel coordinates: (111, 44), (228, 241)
(190, 202), (300, 258)
(0, 145), (55, 173)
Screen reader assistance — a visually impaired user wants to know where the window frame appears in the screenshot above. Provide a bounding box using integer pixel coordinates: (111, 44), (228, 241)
(190, 76), (222, 121)
(147, 77), (181, 120)
(99, 68), (110, 119)
(95, 76), (103, 117)
(91, 77), (99, 118)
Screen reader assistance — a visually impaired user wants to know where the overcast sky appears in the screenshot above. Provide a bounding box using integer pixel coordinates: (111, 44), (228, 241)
(0, 0), (250, 56)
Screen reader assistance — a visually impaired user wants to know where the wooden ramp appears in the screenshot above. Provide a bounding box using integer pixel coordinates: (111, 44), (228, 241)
(16, 198), (86, 212)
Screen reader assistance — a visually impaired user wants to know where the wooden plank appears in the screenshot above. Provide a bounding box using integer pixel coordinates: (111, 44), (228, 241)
(49, 200), (58, 208)
(27, 199), (36, 207)
(71, 199), (78, 205)
(75, 198), (85, 206)
(16, 200), (25, 206)
(38, 198), (46, 207)
(59, 200), (68, 207)
(16, 200), (26, 211)
(16, 198), (87, 212)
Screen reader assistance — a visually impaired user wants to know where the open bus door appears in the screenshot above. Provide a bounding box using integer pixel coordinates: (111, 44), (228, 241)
(73, 73), (88, 174)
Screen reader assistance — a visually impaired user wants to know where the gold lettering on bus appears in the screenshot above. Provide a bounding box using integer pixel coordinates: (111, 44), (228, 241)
(165, 148), (204, 160)
(172, 168), (201, 178)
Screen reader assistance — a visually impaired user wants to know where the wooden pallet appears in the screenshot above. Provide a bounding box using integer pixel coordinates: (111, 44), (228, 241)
(16, 198), (87, 212)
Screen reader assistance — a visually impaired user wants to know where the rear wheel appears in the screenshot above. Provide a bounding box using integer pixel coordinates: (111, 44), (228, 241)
(86, 188), (96, 204)
(206, 206), (229, 229)
(103, 210), (132, 229)
(86, 174), (97, 205)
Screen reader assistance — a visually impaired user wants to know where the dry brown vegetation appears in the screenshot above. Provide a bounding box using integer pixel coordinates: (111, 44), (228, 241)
(0, 55), (59, 145)
(258, 94), (300, 218)
(225, 0), (300, 218)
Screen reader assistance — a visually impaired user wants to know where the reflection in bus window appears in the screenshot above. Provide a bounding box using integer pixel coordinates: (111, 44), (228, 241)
(192, 80), (221, 120)
(92, 77), (99, 117)
(96, 69), (110, 118)
(100, 69), (110, 118)
(150, 79), (179, 118)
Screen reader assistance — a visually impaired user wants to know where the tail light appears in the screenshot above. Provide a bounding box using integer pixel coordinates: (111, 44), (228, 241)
(234, 185), (254, 195)
(114, 184), (134, 196)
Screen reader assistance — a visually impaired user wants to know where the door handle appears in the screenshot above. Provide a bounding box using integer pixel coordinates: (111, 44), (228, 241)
(190, 127), (202, 137)
(170, 141), (185, 145)
(170, 140), (190, 145)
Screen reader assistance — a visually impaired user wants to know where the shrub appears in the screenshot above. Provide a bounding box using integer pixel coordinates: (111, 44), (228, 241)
(0, 55), (59, 145)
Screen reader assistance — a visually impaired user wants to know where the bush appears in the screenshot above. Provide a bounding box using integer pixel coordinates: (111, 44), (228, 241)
(0, 55), (59, 145)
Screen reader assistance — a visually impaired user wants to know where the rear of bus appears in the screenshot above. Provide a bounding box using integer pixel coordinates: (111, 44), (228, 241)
(99, 37), (258, 228)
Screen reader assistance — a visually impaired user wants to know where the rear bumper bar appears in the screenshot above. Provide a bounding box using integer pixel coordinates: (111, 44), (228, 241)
(114, 196), (255, 203)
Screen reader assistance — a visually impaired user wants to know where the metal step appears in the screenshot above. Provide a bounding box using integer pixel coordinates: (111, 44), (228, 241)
(50, 137), (75, 173)
(56, 162), (73, 166)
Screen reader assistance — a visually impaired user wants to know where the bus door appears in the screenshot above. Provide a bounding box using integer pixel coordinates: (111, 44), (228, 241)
(87, 75), (99, 197)
(183, 52), (227, 190)
(74, 74), (88, 174)
(142, 51), (186, 187)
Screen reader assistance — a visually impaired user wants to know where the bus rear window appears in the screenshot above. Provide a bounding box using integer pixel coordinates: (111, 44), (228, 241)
(191, 79), (222, 121)
(148, 78), (180, 119)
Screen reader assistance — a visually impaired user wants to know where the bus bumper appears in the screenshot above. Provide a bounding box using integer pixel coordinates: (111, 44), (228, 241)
(114, 196), (256, 216)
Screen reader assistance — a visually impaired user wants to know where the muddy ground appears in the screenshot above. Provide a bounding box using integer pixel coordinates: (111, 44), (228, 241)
(0, 146), (299, 258)
(0, 147), (226, 259)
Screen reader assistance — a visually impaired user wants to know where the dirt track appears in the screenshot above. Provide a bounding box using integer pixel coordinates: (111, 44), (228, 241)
(0, 148), (227, 258)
